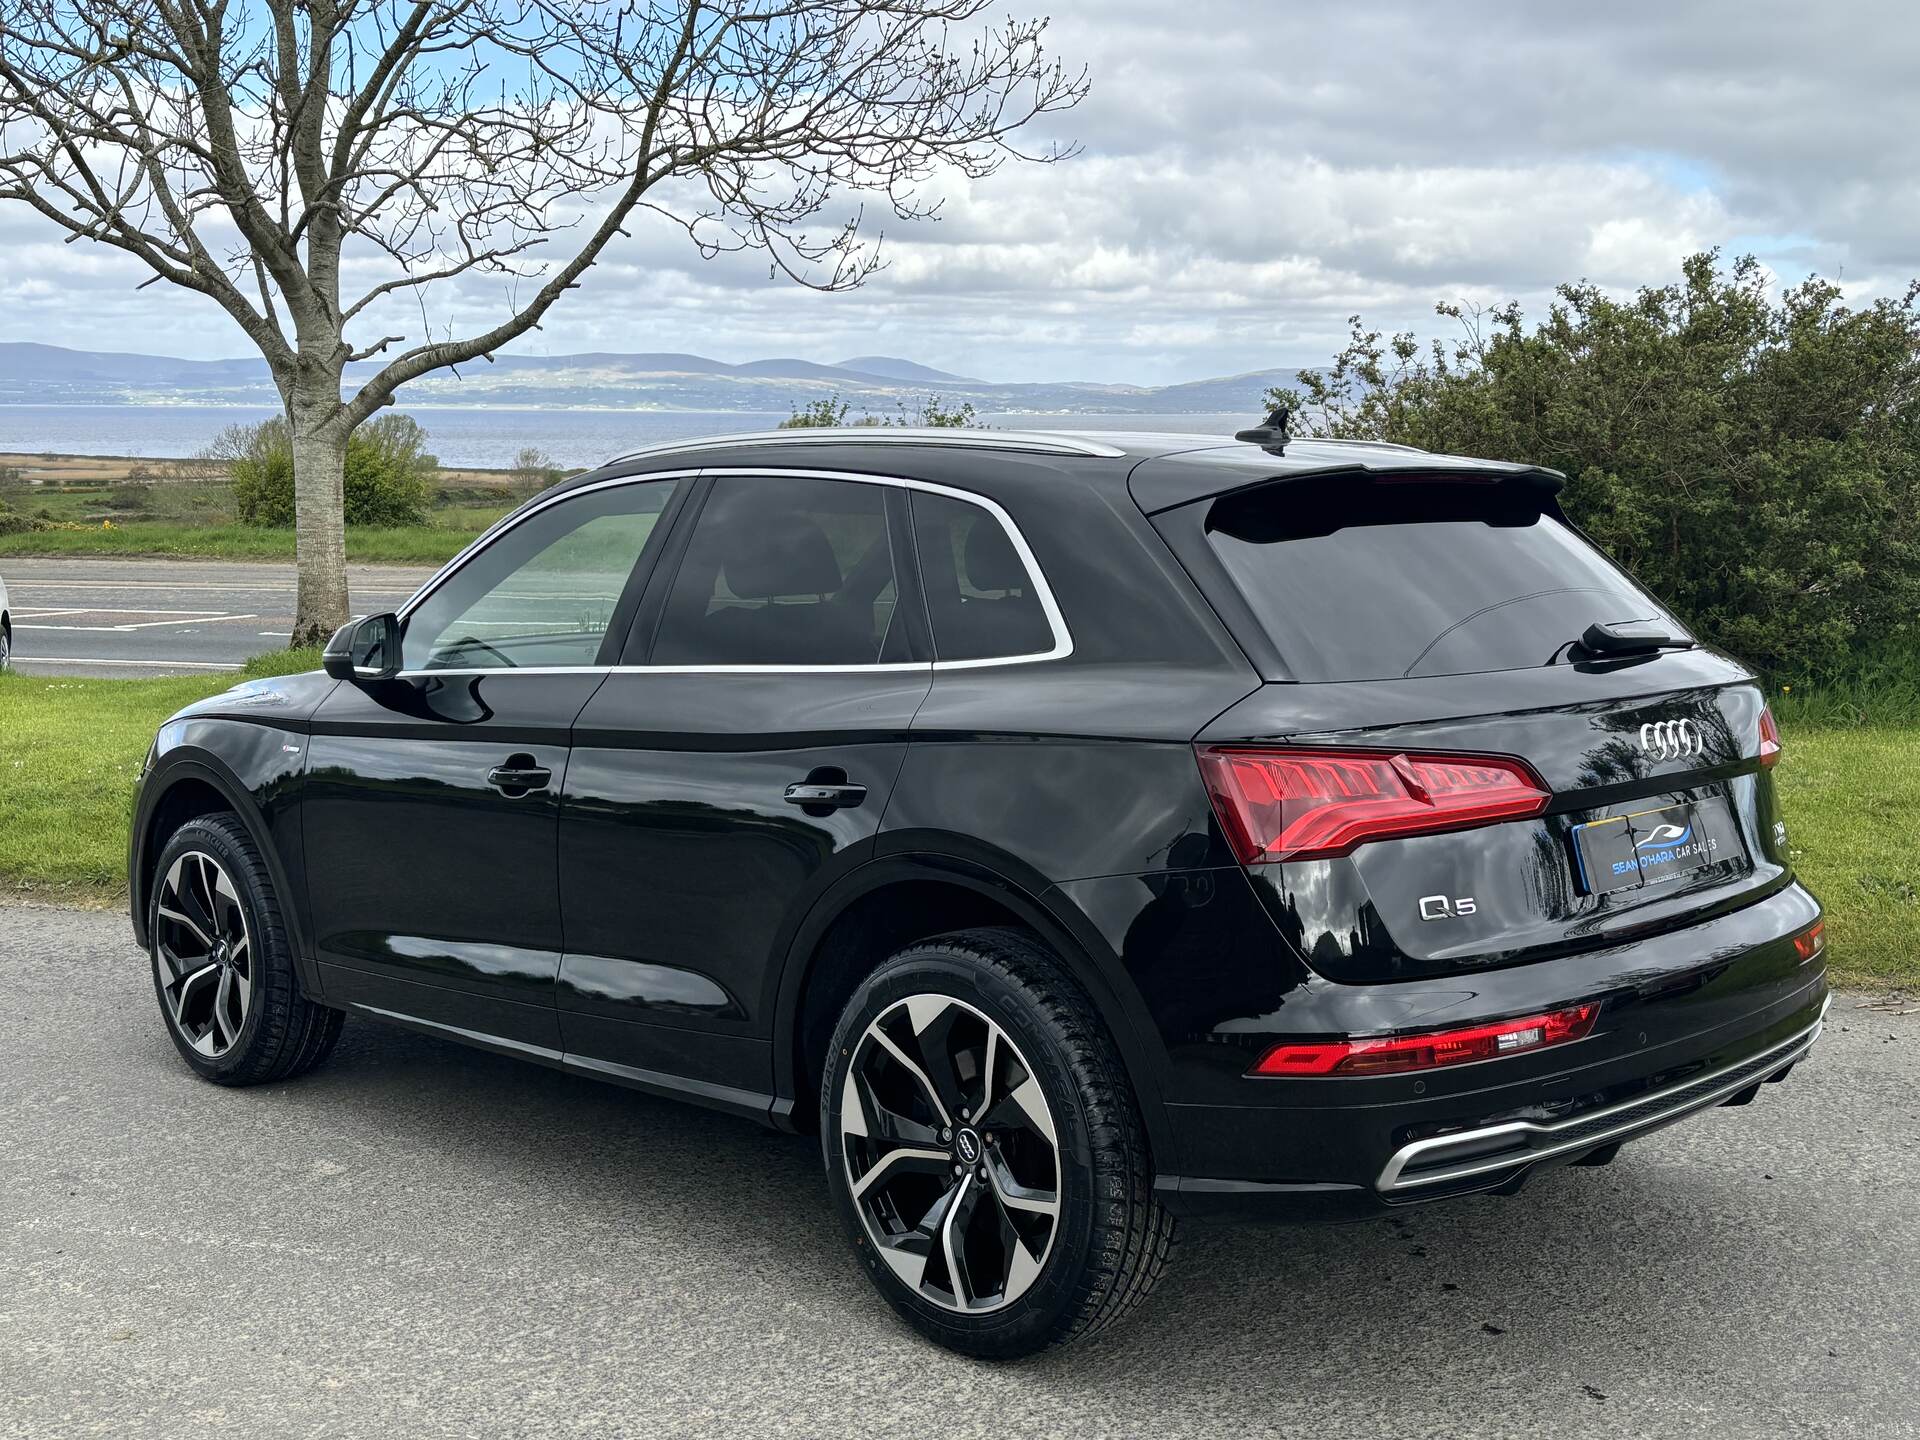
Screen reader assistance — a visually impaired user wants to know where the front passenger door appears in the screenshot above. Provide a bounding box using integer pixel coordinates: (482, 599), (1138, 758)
(304, 477), (684, 1052)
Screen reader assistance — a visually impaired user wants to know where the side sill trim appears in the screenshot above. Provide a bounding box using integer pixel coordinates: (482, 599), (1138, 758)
(1376, 995), (1830, 1193)
(563, 1052), (774, 1124)
(352, 1003), (565, 1066)
(350, 1002), (779, 1125)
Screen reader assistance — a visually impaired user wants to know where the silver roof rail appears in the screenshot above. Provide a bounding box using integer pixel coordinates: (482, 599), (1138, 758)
(1302, 437), (1429, 454)
(606, 427), (1127, 464)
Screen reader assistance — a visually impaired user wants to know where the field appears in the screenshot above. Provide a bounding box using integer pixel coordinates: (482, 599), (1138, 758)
(0, 450), (519, 563)
(0, 661), (1911, 988)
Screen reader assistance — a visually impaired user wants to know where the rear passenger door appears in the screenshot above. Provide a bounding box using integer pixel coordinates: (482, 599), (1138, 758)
(555, 473), (931, 1112)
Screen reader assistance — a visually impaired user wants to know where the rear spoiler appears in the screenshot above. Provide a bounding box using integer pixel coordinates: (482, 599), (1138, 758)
(1128, 448), (1566, 514)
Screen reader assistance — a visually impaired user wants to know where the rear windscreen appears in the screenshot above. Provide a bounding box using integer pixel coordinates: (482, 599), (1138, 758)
(1203, 478), (1687, 682)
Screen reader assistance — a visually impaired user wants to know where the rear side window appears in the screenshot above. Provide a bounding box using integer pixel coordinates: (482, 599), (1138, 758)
(1203, 478), (1686, 682)
(910, 490), (1055, 662)
(650, 474), (903, 666)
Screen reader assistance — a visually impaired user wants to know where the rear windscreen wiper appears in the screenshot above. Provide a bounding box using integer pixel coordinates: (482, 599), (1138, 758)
(1549, 618), (1695, 663)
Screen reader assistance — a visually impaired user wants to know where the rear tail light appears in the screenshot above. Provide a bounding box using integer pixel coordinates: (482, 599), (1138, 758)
(1249, 1003), (1601, 1077)
(1793, 920), (1825, 962)
(1758, 707), (1782, 768)
(1195, 746), (1550, 864)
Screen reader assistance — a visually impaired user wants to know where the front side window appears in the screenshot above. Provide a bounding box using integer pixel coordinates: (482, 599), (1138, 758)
(404, 479), (678, 671)
(910, 490), (1055, 662)
(649, 474), (902, 666)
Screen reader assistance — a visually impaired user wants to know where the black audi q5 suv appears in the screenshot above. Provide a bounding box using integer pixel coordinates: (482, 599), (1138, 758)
(129, 424), (1828, 1357)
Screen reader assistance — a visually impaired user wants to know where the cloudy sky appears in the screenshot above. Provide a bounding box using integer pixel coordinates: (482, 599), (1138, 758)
(2, 0), (1916, 385)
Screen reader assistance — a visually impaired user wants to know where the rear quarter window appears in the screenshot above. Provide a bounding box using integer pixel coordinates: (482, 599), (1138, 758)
(1202, 477), (1687, 682)
(910, 490), (1057, 662)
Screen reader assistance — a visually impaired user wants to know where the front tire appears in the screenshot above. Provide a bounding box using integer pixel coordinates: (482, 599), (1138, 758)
(822, 927), (1176, 1357)
(149, 813), (343, 1085)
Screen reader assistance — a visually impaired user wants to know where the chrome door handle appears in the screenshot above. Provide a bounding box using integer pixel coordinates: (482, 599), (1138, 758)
(783, 782), (867, 810)
(488, 756), (552, 796)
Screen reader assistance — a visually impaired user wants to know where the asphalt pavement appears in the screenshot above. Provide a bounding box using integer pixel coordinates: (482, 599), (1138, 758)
(0, 557), (438, 676)
(1, 904), (1916, 1439)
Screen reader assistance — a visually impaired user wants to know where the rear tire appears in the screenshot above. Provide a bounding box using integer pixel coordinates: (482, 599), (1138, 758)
(148, 813), (344, 1086)
(821, 926), (1176, 1357)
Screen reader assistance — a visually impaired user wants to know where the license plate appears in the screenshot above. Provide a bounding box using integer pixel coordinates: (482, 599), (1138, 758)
(1572, 798), (1741, 896)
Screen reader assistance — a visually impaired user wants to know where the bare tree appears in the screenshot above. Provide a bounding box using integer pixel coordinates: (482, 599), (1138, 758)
(508, 444), (561, 498)
(0, 2), (1084, 643)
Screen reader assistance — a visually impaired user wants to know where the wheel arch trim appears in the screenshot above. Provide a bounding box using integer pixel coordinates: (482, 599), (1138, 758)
(130, 752), (319, 997)
(770, 851), (1177, 1166)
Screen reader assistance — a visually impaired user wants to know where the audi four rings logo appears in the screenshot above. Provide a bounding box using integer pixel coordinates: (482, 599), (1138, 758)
(1639, 718), (1704, 760)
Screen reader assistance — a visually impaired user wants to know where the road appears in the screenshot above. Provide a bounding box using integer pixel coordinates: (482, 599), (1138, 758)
(0, 557), (438, 676)
(1, 905), (1915, 1440)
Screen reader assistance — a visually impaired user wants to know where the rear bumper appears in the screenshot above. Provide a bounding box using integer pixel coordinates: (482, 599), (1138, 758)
(1152, 880), (1827, 1220)
(1377, 995), (1825, 1193)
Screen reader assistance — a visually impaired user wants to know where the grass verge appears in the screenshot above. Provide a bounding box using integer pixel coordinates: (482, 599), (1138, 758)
(1774, 728), (1919, 985)
(0, 651), (318, 907)
(0, 670), (1912, 987)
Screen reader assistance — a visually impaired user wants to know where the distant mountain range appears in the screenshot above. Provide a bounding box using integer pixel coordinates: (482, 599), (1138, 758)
(0, 341), (1298, 416)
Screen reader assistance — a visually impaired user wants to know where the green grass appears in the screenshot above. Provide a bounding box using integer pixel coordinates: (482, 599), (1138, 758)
(0, 668), (1912, 988)
(0, 521), (488, 564)
(0, 651), (321, 905)
(0, 671), (231, 905)
(1774, 728), (1920, 985)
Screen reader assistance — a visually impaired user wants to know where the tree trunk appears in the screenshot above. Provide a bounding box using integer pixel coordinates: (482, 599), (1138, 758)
(289, 399), (351, 648)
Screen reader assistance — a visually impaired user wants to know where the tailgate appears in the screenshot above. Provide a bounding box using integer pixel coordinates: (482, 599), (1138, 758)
(1199, 655), (1793, 983)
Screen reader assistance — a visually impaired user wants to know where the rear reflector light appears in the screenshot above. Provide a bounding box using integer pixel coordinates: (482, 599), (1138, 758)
(1249, 1003), (1601, 1077)
(1793, 920), (1825, 962)
(1758, 707), (1782, 768)
(1195, 746), (1550, 864)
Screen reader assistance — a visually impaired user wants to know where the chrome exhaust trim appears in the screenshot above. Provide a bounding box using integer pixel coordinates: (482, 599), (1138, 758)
(1377, 995), (1830, 1193)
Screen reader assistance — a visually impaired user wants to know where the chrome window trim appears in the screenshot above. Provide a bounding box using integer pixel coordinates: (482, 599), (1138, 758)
(396, 467), (703, 622)
(606, 427), (1126, 464)
(395, 664), (935, 679)
(393, 465), (1073, 675)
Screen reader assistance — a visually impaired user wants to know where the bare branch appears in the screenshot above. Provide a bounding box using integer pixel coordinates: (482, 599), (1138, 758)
(0, 0), (1086, 636)
(347, 334), (407, 361)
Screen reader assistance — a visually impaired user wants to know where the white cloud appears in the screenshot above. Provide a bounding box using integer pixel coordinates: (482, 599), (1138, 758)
(1, 0), (1915, 384)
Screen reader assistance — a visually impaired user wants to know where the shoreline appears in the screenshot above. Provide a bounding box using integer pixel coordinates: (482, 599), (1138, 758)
(1, 449), (516, 486)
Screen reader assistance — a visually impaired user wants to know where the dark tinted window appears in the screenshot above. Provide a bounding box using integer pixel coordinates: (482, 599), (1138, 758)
(405, 479), (677, 670)
(1204, 478), (1686, 682)
(911, 490), (1055, 661)
(651, 475), (901, 666)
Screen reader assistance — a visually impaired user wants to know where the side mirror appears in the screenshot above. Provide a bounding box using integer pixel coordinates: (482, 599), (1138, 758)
(322, 612), (403, 682)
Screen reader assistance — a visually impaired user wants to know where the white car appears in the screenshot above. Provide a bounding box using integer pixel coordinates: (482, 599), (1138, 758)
(0, 568), (10, 670)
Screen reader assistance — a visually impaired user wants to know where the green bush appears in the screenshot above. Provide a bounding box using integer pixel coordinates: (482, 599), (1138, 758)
(780, 393), (977, 429)
(0, 500), (45, 535)
(781, 396), (868, 428)
(219, 419), (295, 526)
(1270, 252), (1920, 684)
(221, 414), (436, 527)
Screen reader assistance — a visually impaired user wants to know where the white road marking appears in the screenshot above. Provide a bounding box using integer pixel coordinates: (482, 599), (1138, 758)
(14, 656), (242, 670)
(22, 606), (231, 615)
(122, 613), (258, 630)
(18, 611), (259, 632)
(15, 579), (419, 595)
